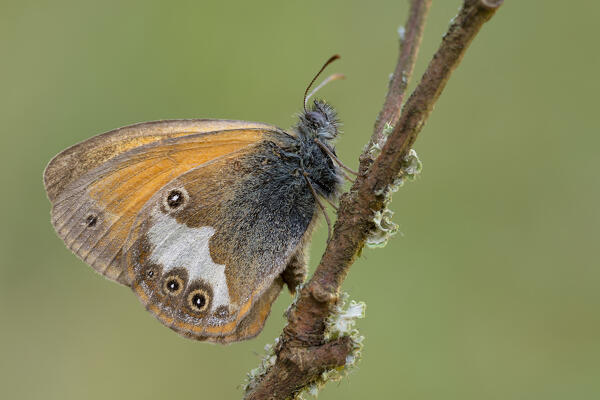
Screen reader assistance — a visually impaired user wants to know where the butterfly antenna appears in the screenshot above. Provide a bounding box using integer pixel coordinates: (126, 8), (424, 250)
(305, 73), (346, 105)
(303, 54), (341, 113)
(314, 139), (359, 178)
(303, 172), (333, 243)
(322, 195), (339, 211)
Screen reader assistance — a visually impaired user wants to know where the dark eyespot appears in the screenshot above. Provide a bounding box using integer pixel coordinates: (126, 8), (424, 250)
(141, 264), (160, 283)
(187, 289), (210, 312)
(163, 276), (184, 296)
(166, 190), (184, 209)
(85, 215), (97, 227)
(192, 293), (205, 308)
(167, 279), (179, 291)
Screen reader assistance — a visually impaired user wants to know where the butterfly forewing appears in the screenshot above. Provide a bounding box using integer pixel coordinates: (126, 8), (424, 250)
(45, 120), (276, 284)
(44, 119), (277, 202)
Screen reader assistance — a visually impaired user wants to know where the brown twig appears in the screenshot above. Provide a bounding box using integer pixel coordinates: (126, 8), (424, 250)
(244, 1), (503, 399)
(372, 0), (432, 149)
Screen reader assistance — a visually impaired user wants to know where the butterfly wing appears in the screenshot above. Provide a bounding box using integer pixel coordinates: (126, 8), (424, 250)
(44, 119), (277, 202)
(123, 139), (318, 342)
(44, 120), (279, 284)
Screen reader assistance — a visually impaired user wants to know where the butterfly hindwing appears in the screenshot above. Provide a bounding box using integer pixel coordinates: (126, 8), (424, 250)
(124, 137), (319, 341)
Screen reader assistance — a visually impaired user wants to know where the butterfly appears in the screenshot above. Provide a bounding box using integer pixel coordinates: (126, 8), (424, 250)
(43, 55), (348, 343)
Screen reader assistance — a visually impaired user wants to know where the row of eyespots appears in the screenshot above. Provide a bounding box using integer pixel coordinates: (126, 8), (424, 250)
(161, 274), (210, 313)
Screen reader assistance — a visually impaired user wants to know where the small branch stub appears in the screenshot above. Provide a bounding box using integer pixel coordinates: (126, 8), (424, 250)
(366, 149), (422, 249)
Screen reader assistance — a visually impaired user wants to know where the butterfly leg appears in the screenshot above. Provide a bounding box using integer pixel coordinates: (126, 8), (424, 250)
(281, 247), (308, 294)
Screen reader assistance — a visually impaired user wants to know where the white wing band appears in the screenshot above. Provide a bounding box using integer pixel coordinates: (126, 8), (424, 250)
(147, 209), (231, 312)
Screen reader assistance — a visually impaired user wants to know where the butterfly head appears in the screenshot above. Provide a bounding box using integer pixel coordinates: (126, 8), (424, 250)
(296, 99), (340, 141)
(296, 55), (344, 143)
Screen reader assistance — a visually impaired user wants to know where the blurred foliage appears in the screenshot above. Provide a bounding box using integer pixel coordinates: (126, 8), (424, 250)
(1, 1), (598, 399)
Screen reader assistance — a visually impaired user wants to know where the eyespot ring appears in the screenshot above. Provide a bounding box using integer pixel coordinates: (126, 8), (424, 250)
(163, 275), (184, 296)
(187, 288), (210, 313)
(163, 187), (189, 211)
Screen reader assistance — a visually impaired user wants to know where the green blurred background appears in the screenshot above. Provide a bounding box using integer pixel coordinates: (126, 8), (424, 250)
(1, 1), (598, 399)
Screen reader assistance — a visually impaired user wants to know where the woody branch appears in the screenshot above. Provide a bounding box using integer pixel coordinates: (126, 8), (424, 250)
(244, 1), (503, 399)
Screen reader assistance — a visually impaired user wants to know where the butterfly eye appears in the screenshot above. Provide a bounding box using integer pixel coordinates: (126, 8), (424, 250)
(188, 289), (210, 313)
(163, 276), (184, 296)
(306, 111), (327, 128)
(85, 214), (98, 227)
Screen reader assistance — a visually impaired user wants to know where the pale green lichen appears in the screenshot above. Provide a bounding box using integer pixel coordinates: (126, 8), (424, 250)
(366, 149), (422, 249)
(397, 25), (406, 41)
(243, 337), (279, 393)
(325, 294), (366, 341)
(284, 283), (305, 318)
(244, 293), (366, 399)
(366, 208), (400, 248)
(401, 70), (408, 85)
(403, 149), (422, 177)
(368, 141), (383, 159)
(295, 293), (366, 399)
(368, 122), (394, 159)
(245, 284), (308, 392)
(382, 121), (394, 136)
(392, 149), (422, 189)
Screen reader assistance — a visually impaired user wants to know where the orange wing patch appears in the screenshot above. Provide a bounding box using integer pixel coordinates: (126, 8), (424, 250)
(44, 119), (279, 202)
